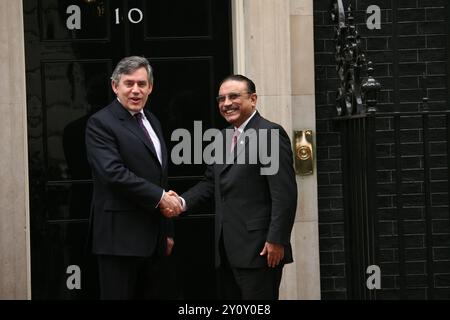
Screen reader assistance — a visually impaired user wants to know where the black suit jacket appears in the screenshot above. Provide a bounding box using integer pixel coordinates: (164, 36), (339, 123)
(85, 99), (172, 257)
(182, 112), (297, 268)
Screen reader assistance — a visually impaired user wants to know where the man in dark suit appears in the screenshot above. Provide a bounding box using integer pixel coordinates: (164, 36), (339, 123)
(85, 56), (182, 299)
(171, 75), (297, 300)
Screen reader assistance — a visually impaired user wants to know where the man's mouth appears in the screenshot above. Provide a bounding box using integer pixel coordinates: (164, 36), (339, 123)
(130, 97), (141, 104)
(223, 107), (238, 115)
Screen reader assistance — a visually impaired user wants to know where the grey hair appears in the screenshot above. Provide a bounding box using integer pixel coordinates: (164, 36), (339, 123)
(111, 56), (153, 84)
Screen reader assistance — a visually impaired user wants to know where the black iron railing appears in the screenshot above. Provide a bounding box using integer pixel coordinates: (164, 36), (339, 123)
(330, 0), (381, 299)
(337, 112), (378, 299)
(329, 0), (450, 299)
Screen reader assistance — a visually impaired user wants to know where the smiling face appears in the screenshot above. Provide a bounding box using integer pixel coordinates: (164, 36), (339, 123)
(217, 80), (257, 127)
(112, 67), (153, 113)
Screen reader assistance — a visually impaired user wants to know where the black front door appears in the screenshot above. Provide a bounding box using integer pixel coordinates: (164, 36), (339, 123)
(24, 0), (232, 299)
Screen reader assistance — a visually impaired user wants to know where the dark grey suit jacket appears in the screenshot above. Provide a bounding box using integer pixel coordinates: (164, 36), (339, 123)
(85, 99), (172, 257)
(182, 112), (297, 268)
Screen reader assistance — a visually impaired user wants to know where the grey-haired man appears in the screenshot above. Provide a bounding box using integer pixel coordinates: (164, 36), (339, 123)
(86, 56), (181, 299)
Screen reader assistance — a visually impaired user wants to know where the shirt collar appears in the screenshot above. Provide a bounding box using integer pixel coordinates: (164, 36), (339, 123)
(117, 97), (145, 118)
(129, 110), (144, 117)
(234, 109), (257, 133)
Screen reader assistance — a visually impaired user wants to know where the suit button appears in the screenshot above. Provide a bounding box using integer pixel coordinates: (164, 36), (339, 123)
(222, 197), (226, 202)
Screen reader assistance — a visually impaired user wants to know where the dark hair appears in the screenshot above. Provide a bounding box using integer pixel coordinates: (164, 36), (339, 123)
(111, 56), (153, 84)
(219, 74), (256, 94)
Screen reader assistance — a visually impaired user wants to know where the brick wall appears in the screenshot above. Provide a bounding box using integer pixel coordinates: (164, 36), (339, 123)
(314, 0), (450, 299)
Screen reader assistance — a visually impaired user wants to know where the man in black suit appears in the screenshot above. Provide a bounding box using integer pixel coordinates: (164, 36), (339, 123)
(170, 75), (297, 300)
(85, 56), (182, 299)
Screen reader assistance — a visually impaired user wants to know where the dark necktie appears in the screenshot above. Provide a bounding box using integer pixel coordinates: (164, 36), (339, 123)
(134, 112), (155, 150)
(230, 129), (239, 153)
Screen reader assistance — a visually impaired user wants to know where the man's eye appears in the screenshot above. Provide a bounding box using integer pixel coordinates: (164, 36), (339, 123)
(229, 93), (239, 100)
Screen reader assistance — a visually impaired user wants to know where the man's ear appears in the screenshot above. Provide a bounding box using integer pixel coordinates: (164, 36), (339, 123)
(251, 93), (258, 107)
(111, 80), (118, 95)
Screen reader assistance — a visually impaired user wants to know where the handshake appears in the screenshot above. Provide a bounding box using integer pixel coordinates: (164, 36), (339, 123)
(159, 190), (184, 218)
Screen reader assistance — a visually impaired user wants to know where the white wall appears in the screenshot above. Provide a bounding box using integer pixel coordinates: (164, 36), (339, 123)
(232, 0), (320, 299)
(0, 0), (31, 300)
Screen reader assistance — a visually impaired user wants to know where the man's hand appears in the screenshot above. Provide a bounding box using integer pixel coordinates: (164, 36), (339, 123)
(159, 191), (182, 218)
(165, 237), (174, 256)
(259, 242), (285, 268)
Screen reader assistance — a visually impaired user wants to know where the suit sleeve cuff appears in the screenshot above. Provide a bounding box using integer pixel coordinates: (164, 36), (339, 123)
(155, 190), (165, 208)
(180, 196), (187, 212)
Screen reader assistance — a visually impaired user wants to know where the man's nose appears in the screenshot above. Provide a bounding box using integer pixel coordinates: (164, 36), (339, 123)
(224, 95), (233, 105)
(131, 83), (140, 92)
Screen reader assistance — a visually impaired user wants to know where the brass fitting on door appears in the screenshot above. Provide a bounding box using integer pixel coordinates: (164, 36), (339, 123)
(294, 130), (314, 175)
